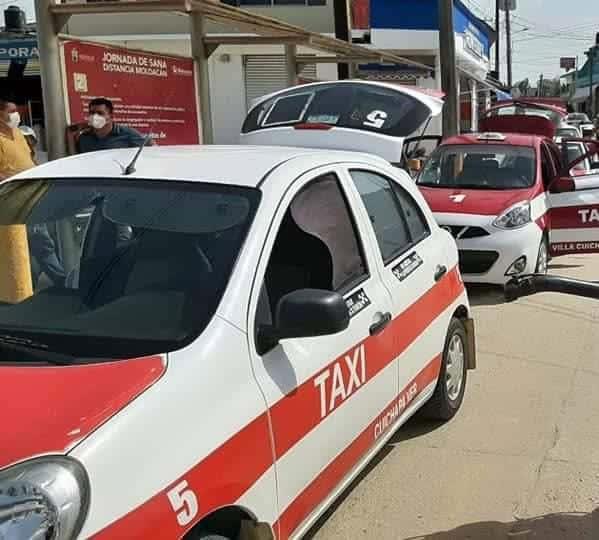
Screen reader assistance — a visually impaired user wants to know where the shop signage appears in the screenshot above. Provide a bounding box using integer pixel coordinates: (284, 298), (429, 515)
(464, 23), (487, 59)
(0, 39), (38, 61)
(62, 40), (201, 145)
(560, 57), (576, 70)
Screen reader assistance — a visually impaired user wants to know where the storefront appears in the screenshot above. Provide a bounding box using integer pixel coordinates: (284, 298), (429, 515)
(0, 35), (44, 135)
(368, 0), (497, 134)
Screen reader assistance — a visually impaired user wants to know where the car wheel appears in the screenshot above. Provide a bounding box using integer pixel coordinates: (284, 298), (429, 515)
(188, 534), (230, 540)
(421, 318), (468, 421)
(535, 237), (549, 274)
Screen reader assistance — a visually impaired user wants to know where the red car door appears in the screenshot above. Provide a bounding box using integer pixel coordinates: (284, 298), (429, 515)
(547, 139), (599, 255)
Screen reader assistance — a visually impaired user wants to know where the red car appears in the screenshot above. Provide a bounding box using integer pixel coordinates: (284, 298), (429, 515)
(416, 105), (599, 284)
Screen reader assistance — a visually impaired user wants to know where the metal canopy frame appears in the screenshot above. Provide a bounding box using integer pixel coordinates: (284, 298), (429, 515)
(49, 0), (432, 71)
(39, 0), (434, 158)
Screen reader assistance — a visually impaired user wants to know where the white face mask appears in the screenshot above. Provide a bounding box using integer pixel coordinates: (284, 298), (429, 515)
(6, 111), (20, 129)
(88, 114), (107, 130)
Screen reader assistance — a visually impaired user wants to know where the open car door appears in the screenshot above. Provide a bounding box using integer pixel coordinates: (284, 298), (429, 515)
(547, 139), (599, 255)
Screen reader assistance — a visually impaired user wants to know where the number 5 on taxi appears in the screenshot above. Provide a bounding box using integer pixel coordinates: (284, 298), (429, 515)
(0, 80), (474, 540)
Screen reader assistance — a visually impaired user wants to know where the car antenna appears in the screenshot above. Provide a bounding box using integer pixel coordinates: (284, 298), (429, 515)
(123, 134), (152, 176)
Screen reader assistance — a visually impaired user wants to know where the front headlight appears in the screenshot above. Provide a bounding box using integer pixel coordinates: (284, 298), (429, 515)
(0, 457), (89, 540)
(493, 201), (531, 230)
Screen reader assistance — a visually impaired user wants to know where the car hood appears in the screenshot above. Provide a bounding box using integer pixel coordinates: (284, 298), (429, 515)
(419, 186), (537, 216)
(0, 356), (165, 470)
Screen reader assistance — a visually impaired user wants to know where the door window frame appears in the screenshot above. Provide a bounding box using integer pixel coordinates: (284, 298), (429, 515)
(247, 166), (375, 356)
(347, 168), (432, 266)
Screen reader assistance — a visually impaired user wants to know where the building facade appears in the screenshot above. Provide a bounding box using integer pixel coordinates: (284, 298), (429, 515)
(368, 0), (496, 135)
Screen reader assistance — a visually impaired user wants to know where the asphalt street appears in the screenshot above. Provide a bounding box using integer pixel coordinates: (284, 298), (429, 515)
(310, 254), (599, 540)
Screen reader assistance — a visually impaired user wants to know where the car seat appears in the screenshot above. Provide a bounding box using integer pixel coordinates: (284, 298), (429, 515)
(264, 211), (333, 317)
(79, 228), (210, 309)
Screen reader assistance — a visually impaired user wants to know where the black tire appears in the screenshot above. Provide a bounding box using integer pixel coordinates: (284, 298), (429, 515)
(535, 237), (549, 274)
(186, 530), (230, 540)
(421, 317), (468, 421)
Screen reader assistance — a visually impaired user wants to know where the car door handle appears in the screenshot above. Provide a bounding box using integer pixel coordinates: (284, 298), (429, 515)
(434, 265), (447, 282)
(369, 312), (392, 336)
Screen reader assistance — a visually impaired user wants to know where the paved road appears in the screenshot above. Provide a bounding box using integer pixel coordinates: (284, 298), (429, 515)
(310, 254), (599, 539)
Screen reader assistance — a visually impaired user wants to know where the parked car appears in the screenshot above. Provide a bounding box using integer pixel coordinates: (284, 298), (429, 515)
(0, 140), (474, 539)
(414, 109), (599, 285)
(566, 112), (595, 138)
(556, 125), (582, 139)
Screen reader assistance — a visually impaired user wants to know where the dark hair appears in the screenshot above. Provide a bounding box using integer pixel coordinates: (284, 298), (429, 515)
(89, 98), (113, 113)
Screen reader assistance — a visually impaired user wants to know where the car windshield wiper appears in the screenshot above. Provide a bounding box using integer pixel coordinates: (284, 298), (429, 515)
(0, 333), (49, 350)
(0, 334), (73, 365)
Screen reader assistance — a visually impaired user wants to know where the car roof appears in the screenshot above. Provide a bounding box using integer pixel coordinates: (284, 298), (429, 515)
(442, 133), (540, 147)
(12, 145), (388, 187)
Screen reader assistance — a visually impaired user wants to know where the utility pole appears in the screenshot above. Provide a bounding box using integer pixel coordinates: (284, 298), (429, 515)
(505, 2), (512, 88)
(34, 0), (68, 160)
(495, 0), (500, 79)
(333, 0), (352, 79)
(190, 12), (213, 144)
(538, 73), (543, 97)
(439, 0), (459, 137)
(284, 44), (299, 87)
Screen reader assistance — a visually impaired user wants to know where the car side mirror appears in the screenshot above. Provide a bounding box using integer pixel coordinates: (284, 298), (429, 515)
(549, 176), (575, 193)
(257, 288), (350, 354)
(407, 158), (423, 173)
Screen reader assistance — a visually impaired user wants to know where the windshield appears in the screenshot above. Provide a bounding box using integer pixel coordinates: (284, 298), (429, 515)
(568, 113), (590, 122)
(557, 127), (580, 138)
(242, 82), (432, 137)
(0, 179), (260, 362)
(417, 145), (536, 190)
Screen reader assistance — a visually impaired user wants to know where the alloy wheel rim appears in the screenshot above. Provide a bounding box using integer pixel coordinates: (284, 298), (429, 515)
(446, 334), (465, 402)
(537, 243), (548, 274)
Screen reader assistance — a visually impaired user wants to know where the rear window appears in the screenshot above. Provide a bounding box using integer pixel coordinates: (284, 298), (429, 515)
(0, 178), (260, 362)
(556, 127), (579, 138)
(487, 105), (562, 126)
(417, 144), (537, 190)
(242, 82), (432, 137)
(568, 113), (590, 122)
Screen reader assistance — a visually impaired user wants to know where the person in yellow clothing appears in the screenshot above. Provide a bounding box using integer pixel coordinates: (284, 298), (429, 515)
(0, 97), (65, 296)
(0, 98), (35, 180)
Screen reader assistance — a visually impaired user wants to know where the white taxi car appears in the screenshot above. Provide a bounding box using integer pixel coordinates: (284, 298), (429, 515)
(0, 144), (474, 539)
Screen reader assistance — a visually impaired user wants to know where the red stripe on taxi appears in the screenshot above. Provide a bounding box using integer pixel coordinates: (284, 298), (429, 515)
(275, 355), (442, 539)
(270, 266), (462, 460)
(549, 205), (599, 229)
(0, 356), (165, 471)
(91, 267), (464, 539)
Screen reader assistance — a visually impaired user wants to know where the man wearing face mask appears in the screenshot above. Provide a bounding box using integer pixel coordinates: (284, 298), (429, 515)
(76, 97), (150, 153)
(0, 98), (34, 180)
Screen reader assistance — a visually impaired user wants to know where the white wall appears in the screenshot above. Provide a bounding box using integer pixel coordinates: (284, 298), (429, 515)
(209, 52), (246, 144)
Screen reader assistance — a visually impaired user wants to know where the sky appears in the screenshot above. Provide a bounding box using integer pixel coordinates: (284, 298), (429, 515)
(5, 0), (599, 85)
(464, 0), (599, 84)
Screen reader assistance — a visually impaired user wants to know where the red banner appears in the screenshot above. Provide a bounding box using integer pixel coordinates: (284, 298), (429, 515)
(62, 40), (200, 145)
